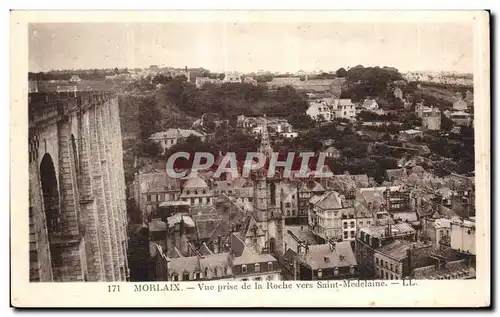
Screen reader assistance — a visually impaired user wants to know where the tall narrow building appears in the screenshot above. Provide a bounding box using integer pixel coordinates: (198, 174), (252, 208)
(251, 117), (285, 255)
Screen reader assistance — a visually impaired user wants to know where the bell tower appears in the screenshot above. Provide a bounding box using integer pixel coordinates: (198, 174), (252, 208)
(250, 116), (285, 255)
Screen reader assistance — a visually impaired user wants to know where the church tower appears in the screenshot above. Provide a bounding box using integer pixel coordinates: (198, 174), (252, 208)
(251, 117), (285, 255)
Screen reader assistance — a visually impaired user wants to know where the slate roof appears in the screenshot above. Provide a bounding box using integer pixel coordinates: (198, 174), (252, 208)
(300, 241), (357, 270)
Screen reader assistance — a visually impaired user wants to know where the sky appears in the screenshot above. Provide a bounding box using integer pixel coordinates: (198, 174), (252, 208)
(29, 22), (474, 74)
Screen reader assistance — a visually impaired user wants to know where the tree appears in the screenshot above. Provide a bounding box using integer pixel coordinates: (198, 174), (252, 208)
(138, 139), (163, 157)
(288, 113), (313, 130)
(441, 113), (454, 131)
(336, 67), (347, 78)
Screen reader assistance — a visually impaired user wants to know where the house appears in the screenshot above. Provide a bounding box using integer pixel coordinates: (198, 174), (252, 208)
(308, 191), (352, 242)
(385, 168), (406, 183)
(453, 97), (468, 111)
(450, 111), (472, 126)
(298, 181), (325, 225)
(280, 182), (299, 221)
(230, 233), (281, 281)
(179, 176), (214, 206)
(223, 72), (242, 84)
(393, 87), (403, 100)
(362, 99), (379, 111)
(355, 223), (417, 278)
(131, 171), (181, 219)
(306, 100), (333, 121)
(426, 218), (452, 248)
(150, 128), (206, 152)
(332, 99), (356, 121)
(155, 246), (234, 281)
(450, 218), (475, 255)
(69, 75), (82, 82)
(296, 241), (358, 280)
(373, 240), (434, 280)
(399, 129), (424, 142)
(422, 107), (442, 130)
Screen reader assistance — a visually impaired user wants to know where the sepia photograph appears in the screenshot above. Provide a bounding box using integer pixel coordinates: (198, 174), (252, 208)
(11, 10), (490, 307)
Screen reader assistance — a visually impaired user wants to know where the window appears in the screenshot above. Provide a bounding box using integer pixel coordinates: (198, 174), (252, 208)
(367, 221), (371, 225)
(376, 258), (379, 265)
(195, 272), (201, 280)
(213, 267), (218, 277)
(334, 267), (339, 276)
(157, 194), (161, 202)
(255, 263), (260, 272)
(359, 221), (363, 227)
(349, 266), (355, 275)
(255, 277), (261, 281)
(147, 195), (151, 202)
(390, 264), (393, 271)
(350, 231), (355, 238)
(268, 262), (273, 270)
(343, 222), (348, 229)
(190, 198), (195, 204)
(172, 274), (179, 281)
(242, 265), (247, 274)
(344, 232), (348, 239)
(242, 278), (248, 281)
(350, 221), (355, 228)
(317, 269), (323, 278)
(186, 190), (190, 195)
(224, 267), (228, 275)
(183, 272), (190, 281)
(266, 275), (273, 281)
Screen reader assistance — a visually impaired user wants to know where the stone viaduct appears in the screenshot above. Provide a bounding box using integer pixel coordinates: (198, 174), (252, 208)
(28, 90), (129, 282)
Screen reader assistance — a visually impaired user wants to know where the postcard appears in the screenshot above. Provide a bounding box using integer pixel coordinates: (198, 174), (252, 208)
(10, 10), (490, 307)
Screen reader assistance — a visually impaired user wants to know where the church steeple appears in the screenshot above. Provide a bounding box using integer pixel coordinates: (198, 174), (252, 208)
(258, 116), (273, 157)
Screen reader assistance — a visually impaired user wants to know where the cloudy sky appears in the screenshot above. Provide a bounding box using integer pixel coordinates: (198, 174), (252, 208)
(29, 22), (473, 73)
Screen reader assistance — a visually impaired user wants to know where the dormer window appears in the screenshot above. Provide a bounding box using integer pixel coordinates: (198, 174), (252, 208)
(183, 272), (190, 281)
(242, 265), (247, 274)
(254, 263), (260, 272)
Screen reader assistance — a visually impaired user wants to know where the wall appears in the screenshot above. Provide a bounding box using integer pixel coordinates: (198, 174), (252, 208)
(29, 92), (129, 282)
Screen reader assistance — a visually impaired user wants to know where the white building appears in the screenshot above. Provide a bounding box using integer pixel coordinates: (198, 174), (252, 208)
(451, 219), (475, 255)
(223, 72), (242, 83)
(332, 99), (356, 121)
(306, 99), (333, 121)
(195, 77), (221, 88)
(150, 128), (206, 152)
(362, 99), (379, 111)
(453, 98), (468, 111)
(179, 176), (214, 206)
